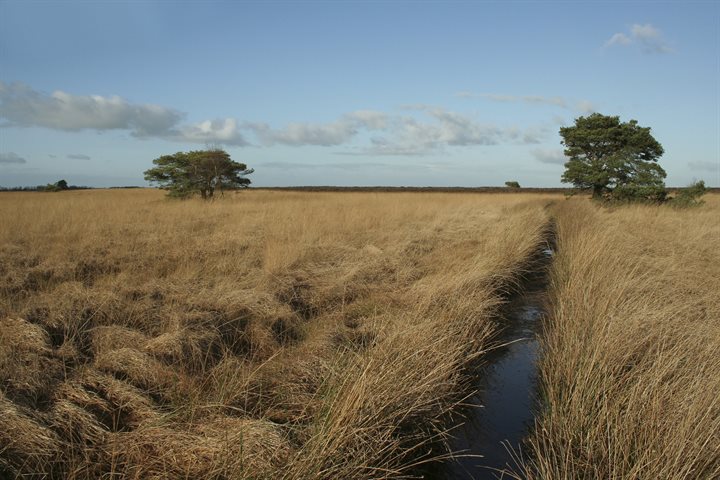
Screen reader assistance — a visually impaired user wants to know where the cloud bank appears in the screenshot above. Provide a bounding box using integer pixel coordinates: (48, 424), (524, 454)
(0, 82), (182, 136)
(0, 82), (248, 146)
(1, 82), (552, 155)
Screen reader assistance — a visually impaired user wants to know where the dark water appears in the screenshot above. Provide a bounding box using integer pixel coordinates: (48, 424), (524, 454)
(438, 249), (552, 479)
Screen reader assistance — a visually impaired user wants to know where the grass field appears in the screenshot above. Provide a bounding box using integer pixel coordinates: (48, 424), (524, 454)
(0, 189), (553, 479)
(1, 189), (717, 479)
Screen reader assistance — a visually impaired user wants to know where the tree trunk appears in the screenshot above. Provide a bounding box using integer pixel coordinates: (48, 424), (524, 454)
(592, 184), (604, 198)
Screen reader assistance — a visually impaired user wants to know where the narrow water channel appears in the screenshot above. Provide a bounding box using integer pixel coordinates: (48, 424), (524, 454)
(439, 246), (553, 479)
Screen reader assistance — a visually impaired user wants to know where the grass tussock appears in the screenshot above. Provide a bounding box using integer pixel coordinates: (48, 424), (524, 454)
(521, 195), (720, 479)
(0, 189), (553, 479)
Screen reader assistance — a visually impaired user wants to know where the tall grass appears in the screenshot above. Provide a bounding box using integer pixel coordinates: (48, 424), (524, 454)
(0, 189), (553, 479)
(521, 195), (720, 479)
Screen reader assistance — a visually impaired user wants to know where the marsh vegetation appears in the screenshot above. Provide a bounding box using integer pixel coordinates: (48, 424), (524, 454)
(521, 196), (720, 479)
(0, 189), (552, 479)
(1, 189), (717, 479)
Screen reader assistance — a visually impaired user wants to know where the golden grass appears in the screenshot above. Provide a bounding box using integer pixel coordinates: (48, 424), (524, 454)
(0, 189), (553, 479)
(521, 194), (720, 479)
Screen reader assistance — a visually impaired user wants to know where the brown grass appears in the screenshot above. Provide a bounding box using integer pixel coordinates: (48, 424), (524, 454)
(0, 189), (553, 479)
(520, 195), (720, 479)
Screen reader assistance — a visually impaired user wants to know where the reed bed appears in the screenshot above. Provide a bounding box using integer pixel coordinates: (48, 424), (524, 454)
(0, 189), (552, 479)
(522, 195), (720, 479)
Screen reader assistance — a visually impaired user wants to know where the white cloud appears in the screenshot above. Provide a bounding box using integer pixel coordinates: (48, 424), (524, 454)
(1, 82), (548, 155)
(337, 107), (540, 156)
(532, 148), (566, 165)
(604, 23), (672, 54)
(0, 152), (27, 164)
(0, 82), (182, 136)
(605, 33), (631, 47)
(0, 82), (249, 146)
(356, 108), (503, 155)
(633, 24), (672, 53)
(172, 118), (248, 146)
(631, 23), (660, 40)
(425, 108), (503, 146)
(67, 153), (91, 160)
(375, 107), (503, 152)
(346, 110), (388, 130)
(248, 110), (387, 147)
(250, 119), (356, 146)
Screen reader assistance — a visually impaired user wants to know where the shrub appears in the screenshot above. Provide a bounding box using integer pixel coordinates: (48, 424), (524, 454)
(608, 184), (667, 204)
(670, 180), (707, 208)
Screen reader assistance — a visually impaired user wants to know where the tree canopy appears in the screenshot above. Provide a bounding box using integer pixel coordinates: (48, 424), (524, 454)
(144, 149), (253, 199)
(560, 113), (666, 200)
(44, 179), (69, 192)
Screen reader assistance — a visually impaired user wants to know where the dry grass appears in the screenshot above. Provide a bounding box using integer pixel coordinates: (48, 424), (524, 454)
(0, 189), (553, 479)
(521, 195), (720, 479)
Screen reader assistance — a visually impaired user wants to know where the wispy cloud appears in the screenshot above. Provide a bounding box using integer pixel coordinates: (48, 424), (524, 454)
(458, 92), (595, 113)
(67, 153), (91, 160)
(605, 33), (631, 47)
(532, 148), (566, 165)
(604, 23), (672, 54)
(484, 94), (568, 108)
(0, 152), (27, 164)
(688, 161), (718, 172)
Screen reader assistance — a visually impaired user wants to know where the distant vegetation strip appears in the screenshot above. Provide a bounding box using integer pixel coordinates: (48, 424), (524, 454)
(255, 186), (575, 193)
(2, 185), (717, 193)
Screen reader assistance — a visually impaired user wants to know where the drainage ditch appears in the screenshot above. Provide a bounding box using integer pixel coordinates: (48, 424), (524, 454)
(437, 237), (555, 479)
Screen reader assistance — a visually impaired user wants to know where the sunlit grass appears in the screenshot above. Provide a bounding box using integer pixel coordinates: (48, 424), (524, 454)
(0, 188), (553, 479)
(520, 195), (720, 479)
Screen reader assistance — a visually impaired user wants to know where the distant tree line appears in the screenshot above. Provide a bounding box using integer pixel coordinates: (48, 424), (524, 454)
(0, 179), (91, 192)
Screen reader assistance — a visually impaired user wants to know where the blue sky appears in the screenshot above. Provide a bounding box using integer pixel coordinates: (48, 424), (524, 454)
(1, 1), (718, 187)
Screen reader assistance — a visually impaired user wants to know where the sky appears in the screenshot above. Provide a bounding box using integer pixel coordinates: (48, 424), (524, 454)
(1, 0), (719, 188)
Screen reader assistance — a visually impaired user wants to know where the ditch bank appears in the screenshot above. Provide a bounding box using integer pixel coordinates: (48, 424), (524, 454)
(427, 229), (556, 479)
